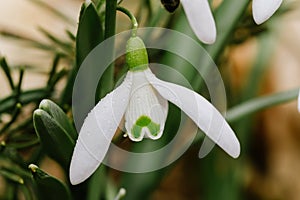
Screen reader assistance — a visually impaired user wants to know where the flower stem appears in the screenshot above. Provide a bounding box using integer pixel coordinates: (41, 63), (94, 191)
(97, 0), (117, 100)
(116, 6), (138, 37)
(0, 103), (21, 135)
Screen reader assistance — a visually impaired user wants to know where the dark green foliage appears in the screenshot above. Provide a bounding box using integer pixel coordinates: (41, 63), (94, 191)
(33, 100), (77, 169)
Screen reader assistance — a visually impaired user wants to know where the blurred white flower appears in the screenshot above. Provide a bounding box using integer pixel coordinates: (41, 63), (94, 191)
(181, 0), (216, 44)
(252, 0), (283, 24)
(180, 0), (283, 44)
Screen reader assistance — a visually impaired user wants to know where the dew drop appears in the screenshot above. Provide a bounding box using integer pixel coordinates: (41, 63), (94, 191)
(86, 131), (91, 137)
(108, 128), (114, 133)
(136, 96), (141, 103)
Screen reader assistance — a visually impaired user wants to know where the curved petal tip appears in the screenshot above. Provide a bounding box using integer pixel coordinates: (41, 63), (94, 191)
(252, 0), (283, 24)
(146, 72), (240, 159)
(181, 0), (216, 44)
(69, 139), (100, 185)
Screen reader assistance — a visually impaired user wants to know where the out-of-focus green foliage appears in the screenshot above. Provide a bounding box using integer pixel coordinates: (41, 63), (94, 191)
(33, 99), (77, 169)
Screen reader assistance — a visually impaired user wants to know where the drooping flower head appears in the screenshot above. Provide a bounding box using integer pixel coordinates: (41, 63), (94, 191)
(69, 36), (240, 185)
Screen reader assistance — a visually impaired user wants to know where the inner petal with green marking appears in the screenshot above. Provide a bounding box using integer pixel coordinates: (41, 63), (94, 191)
(124, 69), (168, 141)
(131, 115), (160, 139)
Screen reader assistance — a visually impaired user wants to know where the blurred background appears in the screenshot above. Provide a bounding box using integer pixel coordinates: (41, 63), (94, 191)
(0, 0), (300, 199)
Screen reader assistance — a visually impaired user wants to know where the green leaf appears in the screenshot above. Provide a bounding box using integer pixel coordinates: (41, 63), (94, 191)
(59, 64), (77, 105)
(38, 99), (77, 139)
(197, 2), (250, 200)
(0, 103), (22, 135)
(3, 183), (15, 200)
(0, 57), (14, 90)
(226, 88), (299, 123)
(47, 54), (61, 86)
(15, 67), (24, 102)
(192, 0), (250, 90)
(0, 168), (24, 184)
(19, 184), (34, 200)
(29, 0), (75, 25)
(76, 3), (104, 69)
(86, 166), (107, 200)
(60, 3), (104, 105)
(29, 164), (72, 200)
(0, 89), (47, 114)
(33, 100), (77, 169)
(206, 0), (249, 58)
(0, 155), (32, 180)
(38, 27), (74, 53)
(240, 33), (276, 100)
(0, 29), (61, 53)
(65, 29), (76, 41)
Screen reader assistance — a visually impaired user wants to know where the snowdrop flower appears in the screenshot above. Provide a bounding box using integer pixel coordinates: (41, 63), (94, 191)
(163, 0), (282, 44)
(69, 36), (240, 184)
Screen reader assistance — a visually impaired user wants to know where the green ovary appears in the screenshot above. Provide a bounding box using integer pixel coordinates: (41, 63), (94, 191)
(131, 115), (160, 138)
(126, 36), (149, 71)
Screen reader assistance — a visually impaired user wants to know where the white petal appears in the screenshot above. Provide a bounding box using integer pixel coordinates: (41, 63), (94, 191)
(252, 0), (282, 24)
(181, 0), (216, 44)
(125, 70), (168, 141)
(146, 71), (240, 158)
(69, 73), (132, 185)
(198, 136), (216, 158)
(298, 89), (300, 113)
